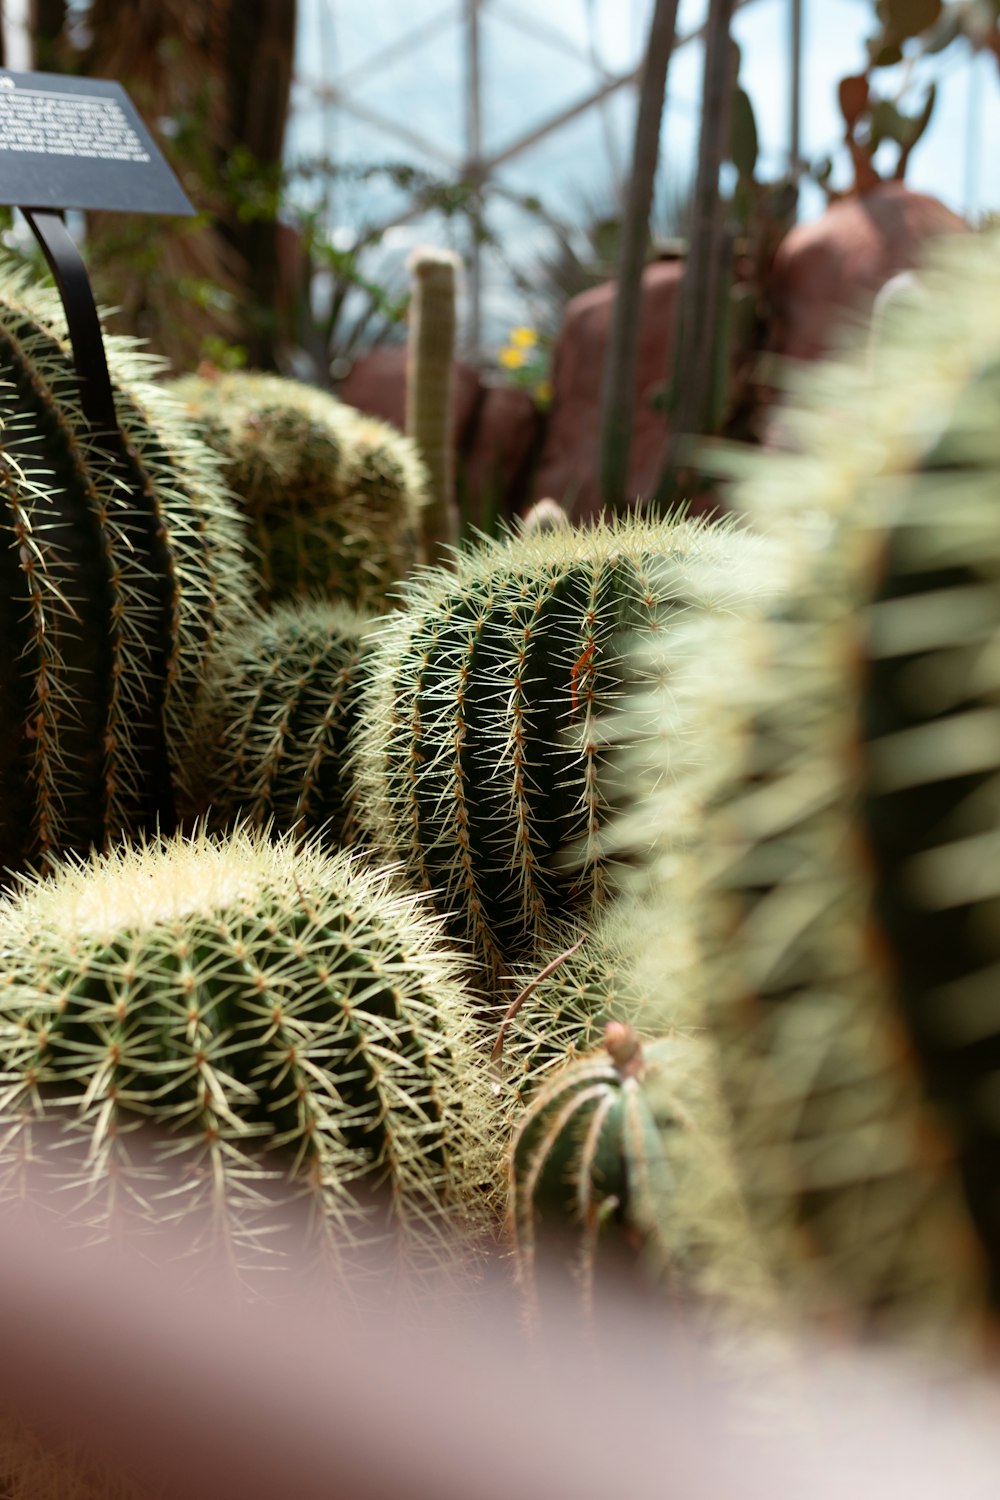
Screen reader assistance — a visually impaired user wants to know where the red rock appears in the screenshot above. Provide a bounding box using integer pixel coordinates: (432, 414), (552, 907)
(531, 260), (683, 521)
(767, 184), (967, 363)
(337, 345), (482, 448)
(460, 384), (543, 529)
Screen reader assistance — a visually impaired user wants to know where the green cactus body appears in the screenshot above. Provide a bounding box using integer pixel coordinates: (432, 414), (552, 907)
(509, 1023), (768, 1324)
(193, 600), (375, 844)
(0, 271), (252, 877)
(170, 370), (428, 612)
(645, 233), (1000, 1345)
(354, 515), (768, 987)
(861, 371), (1000, 1300)
(510, 1026), (663, 1276)
(0, 825), (498, 1272)
(406, 247), (460, 566)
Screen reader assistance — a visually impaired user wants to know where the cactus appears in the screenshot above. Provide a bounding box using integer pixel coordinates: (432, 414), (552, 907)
(509, 1021), (770, 1324)
(0, 1409), (152, 1500)
(0, 824), (499, 1274)
(192, 599), (375, 844)
(169, 369), (428, 612)
(406, 247), (461, 566)
(0, 266), (252, 879)
(628, 232), (1000, 1346)
(353, 514), (771, 988)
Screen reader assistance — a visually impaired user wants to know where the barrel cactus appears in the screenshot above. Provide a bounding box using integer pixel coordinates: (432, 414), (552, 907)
(0, 824), (499, 1276)
(192, 599), (375, 844)
(353, 514), (771, 988)
(169, 369), (428, 612)
(633, 232), (1000, 1347)
(0, 267), (252, 879)
(509, 1021), (769, 1326)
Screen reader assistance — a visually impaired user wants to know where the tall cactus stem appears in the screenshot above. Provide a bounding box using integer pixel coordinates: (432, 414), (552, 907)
(406, 247), (461, 567)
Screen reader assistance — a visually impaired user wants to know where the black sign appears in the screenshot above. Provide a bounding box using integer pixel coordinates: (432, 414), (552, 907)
(0, 70), (194, 215)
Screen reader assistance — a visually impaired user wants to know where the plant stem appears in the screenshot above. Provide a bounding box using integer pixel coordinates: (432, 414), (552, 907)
(598, 0), (681, 515)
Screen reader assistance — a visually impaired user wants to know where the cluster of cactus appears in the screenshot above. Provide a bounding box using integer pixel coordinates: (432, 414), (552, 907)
(15, 218), (1000, 1363)
(353, 514), (772, 987)
(0, 824), (498, 1275)
(169, 370), (428, 612)
(0, 264), (253, 880)
(190, 599), (375, 844)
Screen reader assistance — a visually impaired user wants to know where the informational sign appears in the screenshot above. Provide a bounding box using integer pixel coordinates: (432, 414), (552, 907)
(0, 69), (194, 215)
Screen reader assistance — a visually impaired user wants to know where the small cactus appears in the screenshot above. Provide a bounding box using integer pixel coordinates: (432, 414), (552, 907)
(406, 247), (461, 566)
(509, 1022), (769, 1323)
(169, 369), (428, 612)
(192, 599), (375, 844)
(353, 514), (770, 987)
(0, 266), (252, 879)
(0, 825), (498, 1274)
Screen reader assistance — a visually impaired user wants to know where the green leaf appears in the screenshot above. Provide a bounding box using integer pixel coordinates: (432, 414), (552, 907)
(924, 8), (964, 51)
(904, 81), (938, 146)
(869, 36), (905, 65)
(729, 87), (759, 178)
(869, 97), (908, 148)
(883, 0), (944, 38)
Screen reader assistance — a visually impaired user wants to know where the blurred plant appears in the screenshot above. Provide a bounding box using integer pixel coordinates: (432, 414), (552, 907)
(814, 0), (1000, 197)
(599, 0), (681, 512)
(495, 325), (553, 408)
(656, 6), (780, 506)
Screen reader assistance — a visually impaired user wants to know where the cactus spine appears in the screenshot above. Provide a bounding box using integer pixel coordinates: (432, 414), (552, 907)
(193, 599), (374, 844)
(0, 825), (498, 1272)
(641, 232), (1000, 1346)
(170, 370), (428, 612)
(354, 515), (772, 987)
(0, 268), (252, 878)
(405, 247), (461, 566)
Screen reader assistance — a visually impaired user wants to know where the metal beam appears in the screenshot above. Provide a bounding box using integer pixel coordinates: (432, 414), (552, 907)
(489, 1), (618, 78)
(465, 0), (483, 353)
(789, 0), (803, 179)
(334, 6), (456, 92)
(297, 80), (460, 167)
(479, 0), (758, 175)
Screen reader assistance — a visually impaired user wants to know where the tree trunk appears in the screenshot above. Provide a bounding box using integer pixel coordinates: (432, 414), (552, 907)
(30, 0), (67, 70)
(597, 0), (680, 515)
(655, 0), (737, 505)
(79, 0), (296, 373)
(217, 0), (297, 369)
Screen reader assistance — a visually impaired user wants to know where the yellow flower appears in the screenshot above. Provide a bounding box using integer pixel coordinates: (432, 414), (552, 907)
(509, 326), (538, 350)
(499, 346), (526, 370)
